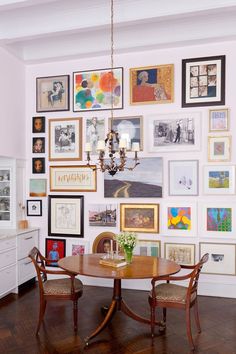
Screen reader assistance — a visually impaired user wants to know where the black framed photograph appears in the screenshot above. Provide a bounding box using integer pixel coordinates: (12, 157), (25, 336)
(45, 238), (66, 267)
(182, 55), (225, 107)
(32, 116), (45, 133)
(48, 195), (84, 237)
(32, 137), (45, 154)
(27, 200), (42, 216)
(32, 157), (45, 174)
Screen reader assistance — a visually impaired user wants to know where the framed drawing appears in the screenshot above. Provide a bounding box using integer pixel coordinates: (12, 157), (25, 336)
(169, 160), (199, 196)
(32, 137), (45, 154)
(92, 231), (117, 253)
(208, 136), (231, 162)
(120, 203), (159, 233)
(203, 165), (235, 194)
(133, 240), (161, 257)
(104, 157), (163, 198)
(162, 202), (197, 237)
(130, 64), (174, 105)
(26, 200), (42, 216)
(32, 157), (45, 174)
(209, 108), (229, 132)
(200, 242), (236, 275)
(66, 239), (90, 256)
(182, 55), (225, 107)
(36, 75), (69, 112)
(73, 67), (123, 112)
(29, 179), (47, 197)
(48, 195), (84, 238)
(89, 204), (117, 227)
(50, 165), (97, 192)
(32, 116), (45, 133)
(86, 117), (105, 154)
(45, 238), (66, 267)
(148, 112), (201, 152)
(108, 116), (143, 151)
(49, 118), (82, 161)
(164, 243), (195, 265)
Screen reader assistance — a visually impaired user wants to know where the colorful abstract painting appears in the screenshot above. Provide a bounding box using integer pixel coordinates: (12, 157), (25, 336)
(207, 208), (232, 232)
(167, 207), (191, 230)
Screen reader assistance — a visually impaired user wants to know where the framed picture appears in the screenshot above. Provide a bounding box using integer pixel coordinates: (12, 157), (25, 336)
(164, 243), (195, 265)
(108, 116), (143, 151)
(130, 64), (174, 105)
(104, 157), (163, 198)
(26, 200), (42, 216)
(169, 160), (199, 196)
(208, 136), (231, 162)
(148, 112), (201, 152)
(200, 242), (236, 275)
(32, 137), (45, 154)
(48, 195), (84, 238)
(50, 165), (97, 192)
(133, 240), (161, 257)
(73, 67), (123, 112)
(203, 165), (235, 195)
(45, 238), (66, 267)
(36, 75), (69, 112)
(49, 118), (82, 161)
(32, 157), (45, 174)
(162, 202), (197, 237)
(182, 55), (225, 107)
(209, 108), (229, 132)
(29, 179), (47, 197)
(66, 239), (90, 256)
(86, 117), (105, 154)
(120, 203), (159, 233)
(32, 116), (45, 133)
(89, 204), (117, 227)
(92, 231), (117, 253)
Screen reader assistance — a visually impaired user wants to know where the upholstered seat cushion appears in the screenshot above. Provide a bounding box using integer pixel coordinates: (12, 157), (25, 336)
(151, 283), (196, 304)
(43, 278), (83, 295)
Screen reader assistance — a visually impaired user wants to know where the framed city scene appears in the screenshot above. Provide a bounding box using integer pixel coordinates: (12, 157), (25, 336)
(45, 238), (66, 267)
(130, 64), (174, 105)
(209, 108), (229, 132)
(165, 243), (195, 265)
(120, 203), (159, 233)
(89, 204), (117, 227)
(49, 118), (82, 161)
(133, 240), (161, 257)
(208, 136), (231, 162)
(200, 242), (236, 275)
(66, 239), (90, 256)
(26, 200), (42, 216)
(73, 67), (123, 112)
(36, 75), (69, 112)
(182, 55), (225, 107)
(169, 160), (199, 196)
(86, 117), (105, 154)
(148, 112), (201, 152)
(203, 165), (235, 195)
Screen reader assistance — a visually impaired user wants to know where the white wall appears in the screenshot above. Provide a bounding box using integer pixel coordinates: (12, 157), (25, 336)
(25, 40), (236, 297)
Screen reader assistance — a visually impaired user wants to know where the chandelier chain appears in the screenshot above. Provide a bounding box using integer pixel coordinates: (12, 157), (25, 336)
(110, 0), (114, 122)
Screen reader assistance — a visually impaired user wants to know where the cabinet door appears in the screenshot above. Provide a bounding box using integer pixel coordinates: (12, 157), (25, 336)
(18, 230), (38, 260)
(0, 264), (17, 298)
(0, 168), (12, 226)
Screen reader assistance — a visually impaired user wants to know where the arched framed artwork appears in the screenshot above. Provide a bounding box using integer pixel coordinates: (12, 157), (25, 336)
(92, 231), (117, 253)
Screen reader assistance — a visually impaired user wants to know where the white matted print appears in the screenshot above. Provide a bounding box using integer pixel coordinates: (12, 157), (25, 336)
(133, 240), (161, 257)
(203, 165), (235, 195)
(169, 160), (198, 196)
(200, 242), (236, 275)
(86, 117), (105, 155)
(208, 136), (231, 162)
(148, 112), (201, 152)
(165, 243), (195, 265)
(209, 108), (229, 132)
(66, 239), (90, 256)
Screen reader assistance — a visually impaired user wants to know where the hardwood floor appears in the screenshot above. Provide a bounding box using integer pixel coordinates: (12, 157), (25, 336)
(0, 283), (236, 354)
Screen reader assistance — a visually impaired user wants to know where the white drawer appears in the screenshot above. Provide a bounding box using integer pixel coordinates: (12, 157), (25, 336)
(18, 257), (36, 285)
(18, 231), (38, 260)
(0, 264), (17, 297)
(0, 248), (16, 269)
(0, 237), (16, 252)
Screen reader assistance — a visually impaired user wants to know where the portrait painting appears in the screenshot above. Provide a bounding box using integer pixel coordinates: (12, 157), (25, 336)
(32, 116), (45, 133)
(92, 232), (117, 253)
(165, 243), (195, 265)
(89, 204), (117, 227)
(120, 204), (159, 233)
(86, 117), (105, 154)
(32, 137), (45, 154)
(130, 64), (174, 104)
(45, 238), (66, 267)
(208, 136), (231, 162)
(169, 160), (198, 196)
(32, 157), (45, 174)
(203, 165), (235, 194)
(207, 208), (232, 232)
(29, 179), (47, 197)
(200, 243), (236, 275)
(209, 108), (229, 132)
(73, 67), (123, 112)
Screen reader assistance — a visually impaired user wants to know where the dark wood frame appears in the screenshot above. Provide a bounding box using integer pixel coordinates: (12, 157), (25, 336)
(32, 116), (45, 133)
(32, 157), (45, 174)
(45, 238), (66, 267)
(32, 137), (45, 154)
(26, 199), (42, 216)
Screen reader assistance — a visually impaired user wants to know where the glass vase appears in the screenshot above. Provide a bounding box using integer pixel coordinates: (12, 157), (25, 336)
(124, 246), (134, 264)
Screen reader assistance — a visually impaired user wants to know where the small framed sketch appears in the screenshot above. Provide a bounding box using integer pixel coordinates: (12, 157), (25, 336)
(32, 158), (45, 174)
(209, 108), (229, 132)
(26, 200), (42, 216)
(133, 240), (161, 257)
(208, 136), (231, 162)
(165, 243), (195, 265)
(45, 238), (66, 267)
(182, 55), (225, 107)
(200, 242), (236, 275)
(66, 239), (90, 256)
(32, 116), (45, 133)
(29, 179), (47, 197)
(169, 160), (198, 196)
(49, 117), (82, 161)
(203, 165), (235, 194)
(89, 204), (117, 227)
(86, 117), (105, 154)
(32, 137), (45, 154)
(36, 75), (70, 112)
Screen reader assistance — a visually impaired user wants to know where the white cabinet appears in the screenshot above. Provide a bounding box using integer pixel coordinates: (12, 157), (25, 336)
(0, 235), (17, 298)
(0, 165), (15, 229)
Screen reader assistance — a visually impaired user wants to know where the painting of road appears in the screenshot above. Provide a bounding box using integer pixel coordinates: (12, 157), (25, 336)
(104, 157), (163, 198)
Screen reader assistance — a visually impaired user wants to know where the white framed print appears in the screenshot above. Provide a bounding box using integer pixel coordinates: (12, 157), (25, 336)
(208, 136), (231, 162)
(66, 239), (90, 256)
(203, 165), (235, 195)
(133, 240), (161, 257)
(209, 108), (229, 132)
(169, 160), (198, 196)
(200, 242), (236, 275)
(164, 243), (195, 265)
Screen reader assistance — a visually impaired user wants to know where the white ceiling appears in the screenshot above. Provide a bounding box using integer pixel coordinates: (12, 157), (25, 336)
(1, 0), (236, 64)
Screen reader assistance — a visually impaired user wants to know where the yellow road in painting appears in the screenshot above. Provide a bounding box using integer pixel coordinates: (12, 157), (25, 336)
(113, 182), (131, 198)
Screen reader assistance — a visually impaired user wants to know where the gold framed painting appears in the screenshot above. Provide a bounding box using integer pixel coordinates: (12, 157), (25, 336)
(208, 136), (231, 162)
(120, 203), (159, 233)
(209, 108), (229, 132)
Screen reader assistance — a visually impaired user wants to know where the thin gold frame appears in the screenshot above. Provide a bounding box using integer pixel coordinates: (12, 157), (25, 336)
(164, 242), (195, 265)
(209, 108), (229, 132)
(208, 135), (231, 162)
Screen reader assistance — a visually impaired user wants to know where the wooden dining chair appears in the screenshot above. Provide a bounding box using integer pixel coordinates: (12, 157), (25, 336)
(28, 247), (83, 335)
(149, 253), (209, 351)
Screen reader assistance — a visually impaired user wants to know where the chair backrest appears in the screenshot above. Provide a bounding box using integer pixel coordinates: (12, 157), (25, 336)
(187, 253), (209, 300)
(28, 247), (48, 290)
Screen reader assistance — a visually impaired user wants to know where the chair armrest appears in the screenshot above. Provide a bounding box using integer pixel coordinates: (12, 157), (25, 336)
(151, 269), (194, 286)
(180, 264), (195, 269)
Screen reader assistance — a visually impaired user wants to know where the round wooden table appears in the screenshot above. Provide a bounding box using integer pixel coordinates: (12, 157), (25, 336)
(58, 254), (180, 345)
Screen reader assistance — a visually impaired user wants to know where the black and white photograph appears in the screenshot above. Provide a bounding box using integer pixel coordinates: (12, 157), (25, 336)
(86, 117), (105, 154)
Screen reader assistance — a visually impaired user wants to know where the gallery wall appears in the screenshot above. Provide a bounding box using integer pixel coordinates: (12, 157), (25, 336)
(25, 40), (236, 297)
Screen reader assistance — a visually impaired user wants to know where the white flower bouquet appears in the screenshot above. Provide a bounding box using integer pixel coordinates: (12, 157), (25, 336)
(115, 231), (137, 250)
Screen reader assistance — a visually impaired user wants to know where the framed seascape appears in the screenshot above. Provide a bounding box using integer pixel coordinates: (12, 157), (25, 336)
(29, 179), (47, 197)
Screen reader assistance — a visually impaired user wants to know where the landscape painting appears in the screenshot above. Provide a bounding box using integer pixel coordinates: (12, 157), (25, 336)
(89, 204), (117, 227)
(207, 207), (232, 232)
(104, 157), (163, 198)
